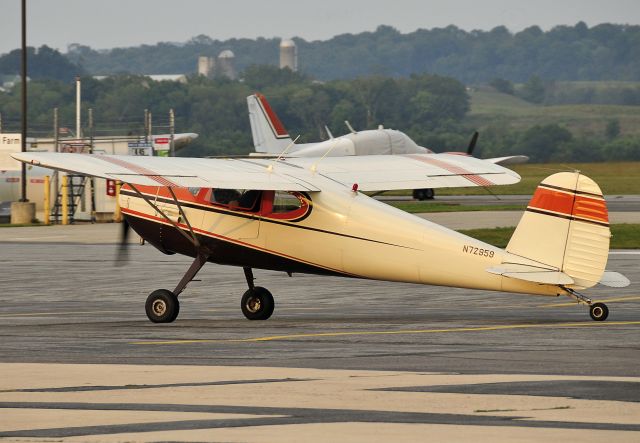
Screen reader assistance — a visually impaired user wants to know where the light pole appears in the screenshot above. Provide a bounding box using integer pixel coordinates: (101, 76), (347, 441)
(20, 0), (27, 202)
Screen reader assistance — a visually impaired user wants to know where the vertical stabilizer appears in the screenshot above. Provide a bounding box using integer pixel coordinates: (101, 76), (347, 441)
(247, 94), (293, 153)
(506, 172), (610, 289)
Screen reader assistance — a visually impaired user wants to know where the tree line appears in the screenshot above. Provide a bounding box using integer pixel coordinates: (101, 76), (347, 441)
(0, 67), (638, 162)
(22, 22), (639, 84)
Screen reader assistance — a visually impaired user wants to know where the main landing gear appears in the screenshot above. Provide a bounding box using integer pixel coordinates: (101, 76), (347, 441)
(412, 188), (435, 200)
(241, 267), (275, 320)
(143, 258), (275, 323)
(131, 185), (276, 323)
(563, 287), (609, 322)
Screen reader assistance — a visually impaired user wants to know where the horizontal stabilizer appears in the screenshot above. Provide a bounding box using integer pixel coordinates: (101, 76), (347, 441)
(599, 271), (631, 288)
(487, 264), (574, 285)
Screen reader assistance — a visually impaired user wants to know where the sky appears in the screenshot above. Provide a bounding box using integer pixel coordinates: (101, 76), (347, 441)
(2, 0), (640, 55)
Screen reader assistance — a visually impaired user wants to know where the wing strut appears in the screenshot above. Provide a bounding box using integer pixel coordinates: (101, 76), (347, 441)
(128, 184), (199, 248)
(128, 183), (211, 297)
(167, 187), (200, 248)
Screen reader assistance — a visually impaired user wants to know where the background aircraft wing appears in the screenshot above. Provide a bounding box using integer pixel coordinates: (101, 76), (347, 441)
(282, 153), (521, 191)
(12, 152), (320, 191)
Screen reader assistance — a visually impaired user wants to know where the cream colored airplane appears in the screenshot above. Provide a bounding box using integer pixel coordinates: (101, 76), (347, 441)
(12, 150), (629, 323)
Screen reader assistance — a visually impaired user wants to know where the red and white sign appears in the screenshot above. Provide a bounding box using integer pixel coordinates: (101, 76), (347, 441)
(106, 179), (116, 197)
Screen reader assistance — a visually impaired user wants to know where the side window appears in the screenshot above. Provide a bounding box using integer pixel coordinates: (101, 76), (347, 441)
(272, 191), (303, 213)
(209, 189), (262, 212)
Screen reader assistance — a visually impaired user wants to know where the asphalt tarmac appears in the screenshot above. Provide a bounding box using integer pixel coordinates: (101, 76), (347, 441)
(0, 226), (638, 441)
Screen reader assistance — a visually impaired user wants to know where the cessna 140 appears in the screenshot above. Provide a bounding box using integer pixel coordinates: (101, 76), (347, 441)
(13, 150), (629, 323)
(247, 93), (528, 200)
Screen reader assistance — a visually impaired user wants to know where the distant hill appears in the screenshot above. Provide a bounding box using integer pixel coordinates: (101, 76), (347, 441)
(59, 22), (640, 83)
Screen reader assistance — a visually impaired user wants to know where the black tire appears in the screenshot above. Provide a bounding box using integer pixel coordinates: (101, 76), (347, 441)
(413, 188), (435, 200)
(424, 188), (435, 200)
(590, 302), (609, 321)
(145, 289), (180, 323)
(241, 287), (274, 320)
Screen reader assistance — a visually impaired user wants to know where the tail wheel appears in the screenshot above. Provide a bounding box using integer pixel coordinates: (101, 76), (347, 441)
(589, 302), (609, 321)
(145, 289), (180, 323)
(241, 286), (274, 320)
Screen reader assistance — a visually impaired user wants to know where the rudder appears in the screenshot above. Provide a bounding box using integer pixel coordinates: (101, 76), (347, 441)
(506, 172), (610, 289)
(247, 93), (293, 153)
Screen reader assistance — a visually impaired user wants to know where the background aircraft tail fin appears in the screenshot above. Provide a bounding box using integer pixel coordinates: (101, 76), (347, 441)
(247, 93), (294, 153)
(506, 172), (612, 289)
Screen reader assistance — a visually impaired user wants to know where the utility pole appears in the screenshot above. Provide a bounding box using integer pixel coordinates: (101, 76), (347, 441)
(147, 111), (152, 140)
(20, 0), (27, 202)
(88, 108), (96, 221)
(75, 76), (81, 139)
(143, 109), (149, 142)
(169, 109), (175, 157)
(88, 108), (94, 153)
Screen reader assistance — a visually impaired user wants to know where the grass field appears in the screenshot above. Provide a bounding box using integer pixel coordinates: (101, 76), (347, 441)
(458, 224), (640, 249)
(437, 161), (640, 195)
(467, 88), (640, 137)
(382, 161), (640, 197)
(388, 202), (525, 213)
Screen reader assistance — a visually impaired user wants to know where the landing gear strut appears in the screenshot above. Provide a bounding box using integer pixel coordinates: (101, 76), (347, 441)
(144, 252), (210, 323)
(563, 287), (609, 322)
(241, 267), (275, 320)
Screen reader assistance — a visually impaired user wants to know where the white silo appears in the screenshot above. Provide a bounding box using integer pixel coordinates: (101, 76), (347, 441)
(217, 50), (236, 80)
(197, 56), (215, 78)
(279, 39), (297, 72)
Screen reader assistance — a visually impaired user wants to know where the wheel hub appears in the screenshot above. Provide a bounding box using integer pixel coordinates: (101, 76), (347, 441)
(246, 296), (261, 313)
(592, 306), (603, 318)
(152, 300), (167, 316)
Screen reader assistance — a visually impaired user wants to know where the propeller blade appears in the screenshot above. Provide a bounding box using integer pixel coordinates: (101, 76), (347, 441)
(466, 131), (479, 155)
(115, 218), (130, 265)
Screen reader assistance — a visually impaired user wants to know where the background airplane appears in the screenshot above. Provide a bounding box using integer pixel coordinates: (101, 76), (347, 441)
(247, 93), (527, 200)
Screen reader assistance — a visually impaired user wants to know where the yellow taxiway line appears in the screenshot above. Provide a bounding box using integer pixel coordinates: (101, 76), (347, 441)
(131, 320), (640, 346)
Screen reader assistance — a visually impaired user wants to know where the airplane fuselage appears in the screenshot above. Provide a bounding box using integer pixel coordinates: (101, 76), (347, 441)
(121, 176), (564, 299)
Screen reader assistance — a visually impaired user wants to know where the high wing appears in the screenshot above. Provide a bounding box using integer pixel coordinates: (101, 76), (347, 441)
(12, 152), (319, 191)
(12, 152), (520, 192)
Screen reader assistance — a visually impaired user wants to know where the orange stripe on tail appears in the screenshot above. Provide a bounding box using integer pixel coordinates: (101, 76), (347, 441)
(528, 186), (608, 225)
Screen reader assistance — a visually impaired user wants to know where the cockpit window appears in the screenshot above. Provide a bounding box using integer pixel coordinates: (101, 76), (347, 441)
(272, 191), (303, 213)
(209, 189), (262, 212)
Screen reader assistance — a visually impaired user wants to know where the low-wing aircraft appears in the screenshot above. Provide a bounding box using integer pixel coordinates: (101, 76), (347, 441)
(247, 93), (528, 200)
(13, 150), (629, 324)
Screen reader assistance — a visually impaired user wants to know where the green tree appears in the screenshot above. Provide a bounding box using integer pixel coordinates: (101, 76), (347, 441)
(489, 78), (514, 95)
(517, 124), (573, 162)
